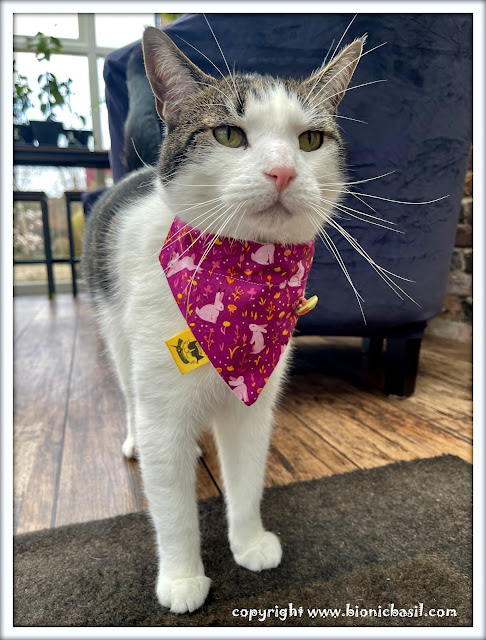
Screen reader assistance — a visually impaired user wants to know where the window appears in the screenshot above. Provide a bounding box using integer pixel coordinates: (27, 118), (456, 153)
(12, 13), (189, 291)
(13, 13), (156, 289)
(13, 14), (79, 39)
(14, 52), (91, 133)
(13, 13), (156, 150)
(95, 14), (155, 48)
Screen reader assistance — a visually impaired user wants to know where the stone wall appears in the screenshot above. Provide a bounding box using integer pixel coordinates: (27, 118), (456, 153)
(426, 148), (473, 341)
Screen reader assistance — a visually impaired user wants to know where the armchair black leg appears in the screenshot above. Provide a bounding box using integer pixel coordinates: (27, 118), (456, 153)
(384, 337), (422, 397)
(362, 337), (384, 367)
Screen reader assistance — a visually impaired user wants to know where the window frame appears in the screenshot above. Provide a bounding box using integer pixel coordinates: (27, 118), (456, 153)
(13, 13), (156, 150)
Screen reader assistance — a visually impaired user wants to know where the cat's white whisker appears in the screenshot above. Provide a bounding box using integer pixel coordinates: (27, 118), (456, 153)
(317, 171), (395, 188)
(170, 184), (239, 188)
(328, 218), (419, 300)
(151, 203), (226, 260)
(326, 208), (400, 233)
(313, 40), (386, 105)
(309, 49), (365, 105)
(349, 40), (388, 72)
(185, 212), (231, 305)
(320, 225), (367, 323)
(327, 221), (406, 300)
(200, 204), (241, 248)
(307, 212), (367, 323)
(230, 205), (247, 246)
(159, 204), (228, 263)
(184, 205), (238, 318)
(177, 32), (241, 114)
(312, 78), (387, 109)
(322, 38), (335, 69)
(310, 42), (389, 108)
(203, 14), (241, 106)
(137, 180), (156, 190)
(161, 167), (194, 182)
(328, 14), (358, 65)
(192, 80), (235, 106)
(306, 39), (387, 108)
(317, 196), (402, 231)
(332, 223), (413, 292)
(310, 201), (407, 288)
(174, 33), (235, 99)
(169, 196), (223, 215)
(344, 189), (380, 215)
(309, 211), (363, 299)
(334, 114), (368, 124)
(345, 192), (450, 205)
(321, 231), (367, 323)
(130, 138), (159, 175)
(303, 24), (359, 109)
(177, 207), (231, 262)
(305, 38), (335, 99)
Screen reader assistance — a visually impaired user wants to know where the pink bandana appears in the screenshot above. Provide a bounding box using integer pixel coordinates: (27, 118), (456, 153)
(159, 217), (315, 405)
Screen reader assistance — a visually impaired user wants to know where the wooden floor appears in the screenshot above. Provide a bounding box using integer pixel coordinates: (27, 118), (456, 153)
(13, 294), (472, 535)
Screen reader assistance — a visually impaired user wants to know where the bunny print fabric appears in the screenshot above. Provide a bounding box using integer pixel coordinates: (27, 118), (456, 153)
(159, 217), (315, 405)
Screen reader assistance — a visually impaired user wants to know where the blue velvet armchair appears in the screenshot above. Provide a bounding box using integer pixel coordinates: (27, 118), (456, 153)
(83, 13), (472, 396)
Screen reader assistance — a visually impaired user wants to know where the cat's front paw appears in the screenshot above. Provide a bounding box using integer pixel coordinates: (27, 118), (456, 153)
(122, 435), (137, 459)
(157, 574), (211, 614)
(232, 531), (282, 572)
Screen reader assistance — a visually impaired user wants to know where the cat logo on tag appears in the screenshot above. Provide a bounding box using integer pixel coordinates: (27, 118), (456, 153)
(165, 327), (209, 374)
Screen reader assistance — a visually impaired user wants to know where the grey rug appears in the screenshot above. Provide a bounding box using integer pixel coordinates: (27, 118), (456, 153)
(14, 455), (472, 627)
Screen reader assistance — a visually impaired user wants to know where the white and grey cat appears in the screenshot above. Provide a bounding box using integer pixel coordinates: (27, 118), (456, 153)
(82, 26), (363, 613)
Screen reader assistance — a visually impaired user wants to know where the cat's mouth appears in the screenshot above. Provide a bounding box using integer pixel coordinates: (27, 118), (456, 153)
(251, 202), (294, 220)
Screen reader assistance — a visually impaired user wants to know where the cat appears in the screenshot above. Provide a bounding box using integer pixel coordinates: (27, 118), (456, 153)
(82, 25), (363, 613)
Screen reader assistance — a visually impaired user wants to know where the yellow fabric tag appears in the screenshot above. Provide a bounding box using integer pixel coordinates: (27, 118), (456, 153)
(165, 327), (209, 374)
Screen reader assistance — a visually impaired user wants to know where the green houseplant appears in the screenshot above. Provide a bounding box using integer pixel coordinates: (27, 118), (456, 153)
(13, 32), (91, 147)
(13, 60), (34, 144)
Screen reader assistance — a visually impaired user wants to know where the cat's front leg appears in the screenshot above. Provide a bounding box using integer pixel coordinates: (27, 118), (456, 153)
(213, 400), (282, 572)
(136, 398), (210, 613)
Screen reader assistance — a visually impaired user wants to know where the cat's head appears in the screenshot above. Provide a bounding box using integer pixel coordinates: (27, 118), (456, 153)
(142, 26), (364, 244)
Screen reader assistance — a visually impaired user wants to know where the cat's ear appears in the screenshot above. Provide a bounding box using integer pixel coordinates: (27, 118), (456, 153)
(142, 26), (212, 125)
(303, 38), (365, 113)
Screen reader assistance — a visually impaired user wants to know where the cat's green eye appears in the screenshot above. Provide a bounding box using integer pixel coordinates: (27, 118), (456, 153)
(213, 125), (246, 148)
(299, 130), (324, 152)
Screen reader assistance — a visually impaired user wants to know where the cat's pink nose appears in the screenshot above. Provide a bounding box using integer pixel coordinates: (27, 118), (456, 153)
(265, 167), (296, 192)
